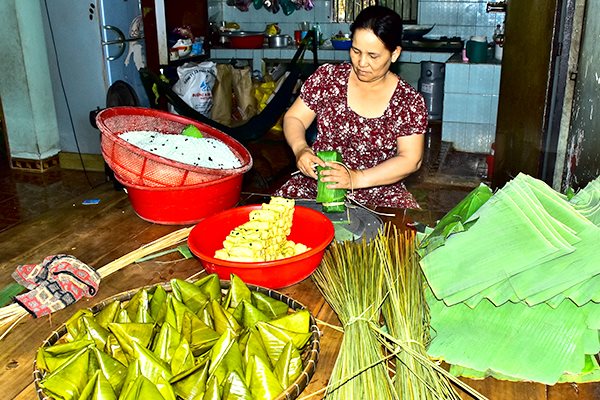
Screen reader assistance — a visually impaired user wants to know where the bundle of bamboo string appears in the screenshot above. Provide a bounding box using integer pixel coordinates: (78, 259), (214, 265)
(0, 226), (193, 341)
(313, 224), (487, 400)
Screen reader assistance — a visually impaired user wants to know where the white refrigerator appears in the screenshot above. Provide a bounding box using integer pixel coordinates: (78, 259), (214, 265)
(42, 0), (149, 155)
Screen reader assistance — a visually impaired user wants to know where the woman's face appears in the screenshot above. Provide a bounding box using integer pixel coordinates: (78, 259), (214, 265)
(350, 28), (400, 83)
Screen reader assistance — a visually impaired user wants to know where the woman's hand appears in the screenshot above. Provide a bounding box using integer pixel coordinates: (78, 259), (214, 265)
(296, 147), (324, 179)
(318, 162), (361, 190)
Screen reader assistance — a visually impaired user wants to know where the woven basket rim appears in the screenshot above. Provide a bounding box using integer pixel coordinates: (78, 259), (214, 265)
(33, 279), (320, 400)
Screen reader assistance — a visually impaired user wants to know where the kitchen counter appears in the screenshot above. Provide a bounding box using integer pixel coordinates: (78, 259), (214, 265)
(1, 184), (596, 399)
(210, 47), (457, 71)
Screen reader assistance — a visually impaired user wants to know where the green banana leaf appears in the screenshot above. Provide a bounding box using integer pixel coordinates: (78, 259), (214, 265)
(121, 342), (172, 387)
(65, 309), (95, 341)
(209, 329), (244, 386)
(251, 292), (288, 319)
(153, 321), (183, 364)
(256, 322), (311, 363)
(185, 312), (220, 357)
(104, 334), (128, 366)
(171, 361), (209, 400)
(78, 370), (117, 400)
(222, 370), (252, 400)
(171, 279), (210, 314)
(125, 289), (150, 321)
(269, 309), (310, 333)
(36, 338), (94, 373)
(107, 323), (155, 361)
(170, 338), (195, 375)
(223, 274), (252, 311)
(316, 150), (347, 213)
(241, 329), (271, 368)
(81, 315), (111, 349)
(233, 300), (271, 329)
(211, 300), (242, 335)
(95, 301), (121, 329)
(198, 306), (216, 330)
(119, 375), (168, 400)
(40, 347), (90, 400)
(150, 285), (168, 325)
(194, 274), (222, 303)
(203, 375), (222, 400)
(417, 183), (493, 257)
(245, 355), (284, 400)
(427, 290), (600, 384)
(89, 347), (127, 394)
(115, 308), (132, 323)
(273, 341), (302, 389)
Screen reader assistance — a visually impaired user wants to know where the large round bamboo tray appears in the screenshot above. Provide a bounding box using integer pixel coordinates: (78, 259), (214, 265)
(33, 279), (320, 400)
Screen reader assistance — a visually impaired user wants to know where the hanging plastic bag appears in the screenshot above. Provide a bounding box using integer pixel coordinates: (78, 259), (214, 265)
(172, 61), (217, 117)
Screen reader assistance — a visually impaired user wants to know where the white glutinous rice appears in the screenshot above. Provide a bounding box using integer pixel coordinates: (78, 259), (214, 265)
(120, 130), (242, 169)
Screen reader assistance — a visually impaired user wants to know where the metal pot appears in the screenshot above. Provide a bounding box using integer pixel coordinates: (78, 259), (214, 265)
(268, 34), (292, 48)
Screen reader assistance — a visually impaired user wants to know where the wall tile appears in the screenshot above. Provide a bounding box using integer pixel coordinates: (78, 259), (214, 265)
(445, 64), (469, 93)
(465, 94), (492, 124)
(443, 93), (469, 122)
(468, 64), (495, 94)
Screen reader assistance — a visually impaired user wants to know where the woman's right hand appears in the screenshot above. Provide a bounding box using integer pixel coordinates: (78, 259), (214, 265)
(295, 147), (323, 180)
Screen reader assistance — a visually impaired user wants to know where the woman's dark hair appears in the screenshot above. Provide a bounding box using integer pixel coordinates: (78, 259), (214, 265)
(350, 5), (403, 52)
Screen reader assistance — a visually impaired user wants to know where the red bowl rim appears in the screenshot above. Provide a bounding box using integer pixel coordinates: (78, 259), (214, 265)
(113, 170), (243, 191)
(188, 204), (335, 269)
(97, 106), (253, 176)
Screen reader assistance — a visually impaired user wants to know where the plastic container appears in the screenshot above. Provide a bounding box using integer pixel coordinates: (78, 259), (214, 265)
(114, 172), (244, 225)
(331, 39), (352, 50)
(187, 205), (335, 288)
(466, 36), (488, 63)
(226, 31), (265, 49)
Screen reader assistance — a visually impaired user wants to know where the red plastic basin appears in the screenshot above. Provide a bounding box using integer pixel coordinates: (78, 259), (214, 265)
(115, 173), (243, 225)
(187, 205), (335, 288)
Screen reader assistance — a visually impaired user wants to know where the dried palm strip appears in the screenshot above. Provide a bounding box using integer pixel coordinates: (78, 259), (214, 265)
(0, 226), (193, 340)
(312, 238), (397, 399)
(96, 226), (192, 278)
(376, 226), (486, 400)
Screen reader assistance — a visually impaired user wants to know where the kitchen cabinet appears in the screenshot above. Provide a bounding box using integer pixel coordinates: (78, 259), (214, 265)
(141, 0), (209, 75)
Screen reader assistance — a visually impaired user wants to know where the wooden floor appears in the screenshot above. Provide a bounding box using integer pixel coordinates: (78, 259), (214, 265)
(0, 181), (598, 399)
(0, 140), (598, 399)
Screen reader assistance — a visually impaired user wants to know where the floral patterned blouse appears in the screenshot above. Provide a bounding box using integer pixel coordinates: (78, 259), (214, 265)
(274, 63), (427, 209)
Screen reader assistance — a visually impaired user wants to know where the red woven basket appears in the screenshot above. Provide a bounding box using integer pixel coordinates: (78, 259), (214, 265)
(96, 107), (253, 187)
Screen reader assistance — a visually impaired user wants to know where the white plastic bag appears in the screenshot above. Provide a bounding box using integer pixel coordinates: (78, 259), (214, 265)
(172, 61), (217, 117)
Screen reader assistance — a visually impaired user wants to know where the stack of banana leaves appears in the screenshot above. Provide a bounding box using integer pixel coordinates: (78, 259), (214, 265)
(418, 173), (600, 385)
(35, 274), (313, 400)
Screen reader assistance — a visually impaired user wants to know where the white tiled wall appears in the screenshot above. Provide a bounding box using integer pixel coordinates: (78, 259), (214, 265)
(442, 62), (501, 153)
(419, 0), (504, 40)
(209, 0), (505, 41)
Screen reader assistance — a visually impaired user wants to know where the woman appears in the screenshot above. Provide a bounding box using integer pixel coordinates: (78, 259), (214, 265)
(274, 5), (427, 209)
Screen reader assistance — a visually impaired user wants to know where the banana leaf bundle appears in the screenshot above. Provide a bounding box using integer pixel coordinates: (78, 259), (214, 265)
(34, 274), (317, 400)
(420, 173), (600, 385)
(316, 151), (347, 213)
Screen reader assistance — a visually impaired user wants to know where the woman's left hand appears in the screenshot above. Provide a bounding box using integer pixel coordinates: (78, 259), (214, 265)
(319, 162), (359, 190)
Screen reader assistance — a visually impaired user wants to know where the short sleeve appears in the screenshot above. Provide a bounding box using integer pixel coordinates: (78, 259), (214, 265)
(299, 63), (339, 113)
(389, 82), (428, 138)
